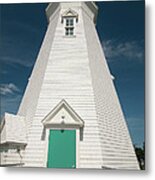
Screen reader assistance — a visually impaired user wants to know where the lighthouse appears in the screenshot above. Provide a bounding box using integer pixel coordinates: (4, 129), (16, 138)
(0, 2), (139, 169)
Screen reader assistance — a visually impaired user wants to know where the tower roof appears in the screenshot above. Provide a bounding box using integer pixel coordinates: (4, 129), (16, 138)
(0, 113), (27, 145)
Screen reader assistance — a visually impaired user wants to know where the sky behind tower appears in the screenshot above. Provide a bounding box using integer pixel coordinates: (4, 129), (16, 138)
(0, 1), (145, 147)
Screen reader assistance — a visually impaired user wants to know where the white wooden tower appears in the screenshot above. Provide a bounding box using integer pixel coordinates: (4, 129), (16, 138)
(0, 2), (139, 169)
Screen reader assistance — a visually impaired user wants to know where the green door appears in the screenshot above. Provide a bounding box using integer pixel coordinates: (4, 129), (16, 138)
(47, 129), (76, 168)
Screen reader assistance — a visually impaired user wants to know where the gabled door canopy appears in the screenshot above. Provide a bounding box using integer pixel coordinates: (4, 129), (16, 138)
(42, 99), (84, 129)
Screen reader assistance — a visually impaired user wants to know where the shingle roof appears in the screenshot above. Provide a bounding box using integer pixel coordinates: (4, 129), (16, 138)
(0, 113), (27, 145)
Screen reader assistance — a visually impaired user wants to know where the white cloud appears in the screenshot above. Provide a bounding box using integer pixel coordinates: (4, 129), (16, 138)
(102, 39), (144, 62)
(0, 56), (33, 67)
(0, 94), (22, 118)
(0, 83), (20, 95)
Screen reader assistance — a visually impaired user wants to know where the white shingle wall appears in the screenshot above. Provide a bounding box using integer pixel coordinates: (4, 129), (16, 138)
(23, 4), (103, 168)
(6, 114), (26, 144)
(0, 113), (26, 144)
(17, 10), (59, 134)
(3, 2), (139, 169)
(0, 121), (6, 144)
(0, 148), (25, 166)
(0, 114), (26, 166)
(82, 9), (139, 169)
(20, 12), (60, 167)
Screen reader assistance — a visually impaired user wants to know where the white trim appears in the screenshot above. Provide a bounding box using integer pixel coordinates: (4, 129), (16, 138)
(61, 8), (78, 23)
(43, 128), (49, 167)
(63, 17), (76, 37)
(76, 129), (79, 168)
(42, 99), (84, 128)
(61, 9), (78, 37)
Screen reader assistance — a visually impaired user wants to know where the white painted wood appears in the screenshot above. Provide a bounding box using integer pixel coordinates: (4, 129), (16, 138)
(82, 6), (139, 169)
(0, 113), (26, 145)
(0, 2), (140, 170)
(42, 99), (84, 129)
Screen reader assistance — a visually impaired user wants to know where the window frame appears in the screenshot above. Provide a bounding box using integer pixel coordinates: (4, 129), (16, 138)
(64, 17), (75, 37)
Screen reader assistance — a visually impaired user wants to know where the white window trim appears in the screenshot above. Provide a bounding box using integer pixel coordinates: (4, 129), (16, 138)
(63, 17), (77, 37)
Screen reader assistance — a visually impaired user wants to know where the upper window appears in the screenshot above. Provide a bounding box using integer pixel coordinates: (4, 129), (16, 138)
(66, 18), (74, 26)
(65, 18), (75, 36)
(61, 9), (78, 37)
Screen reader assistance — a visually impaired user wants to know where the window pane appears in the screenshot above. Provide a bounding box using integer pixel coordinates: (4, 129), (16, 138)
(66, 18), (74, 27)
(69, 19), (74, 26)
(70, 28), (74, 35)
(65, 28), (69, 35)
(66, 19), (69, 26)
(65, 27), (74, 36)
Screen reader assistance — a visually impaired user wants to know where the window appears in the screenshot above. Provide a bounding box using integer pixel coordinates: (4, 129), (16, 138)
(66, 18), (74, 26)
(61, 9), (78, 37)
(65, 18), (75, 36)
(65, 28), (74, 36)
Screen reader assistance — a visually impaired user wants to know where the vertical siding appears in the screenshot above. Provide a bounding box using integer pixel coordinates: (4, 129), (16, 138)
(82, 10), (139, 169)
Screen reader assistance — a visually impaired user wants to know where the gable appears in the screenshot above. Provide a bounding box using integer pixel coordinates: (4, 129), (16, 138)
(62, 8), (78, 17)
(42, 99), (84, 129)
(61, 9), (78, 23)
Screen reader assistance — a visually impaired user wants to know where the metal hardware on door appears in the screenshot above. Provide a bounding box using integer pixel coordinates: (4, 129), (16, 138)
(61, 129), (64, 133)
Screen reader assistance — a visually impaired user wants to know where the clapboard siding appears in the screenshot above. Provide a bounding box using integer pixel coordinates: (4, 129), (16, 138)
(0, 148), (25, 166)
(82, 8), (139, 169)
(21, 4), (103, 168)
(2, 2), (139, 169)
(17, 9), (60, 134)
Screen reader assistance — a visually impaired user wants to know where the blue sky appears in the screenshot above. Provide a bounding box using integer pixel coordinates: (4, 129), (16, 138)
(0, 1), (145, 147)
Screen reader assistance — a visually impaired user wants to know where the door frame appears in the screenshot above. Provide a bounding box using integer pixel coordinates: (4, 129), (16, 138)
(41, 99), (84, 168)
(44, 127), (80, 168)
